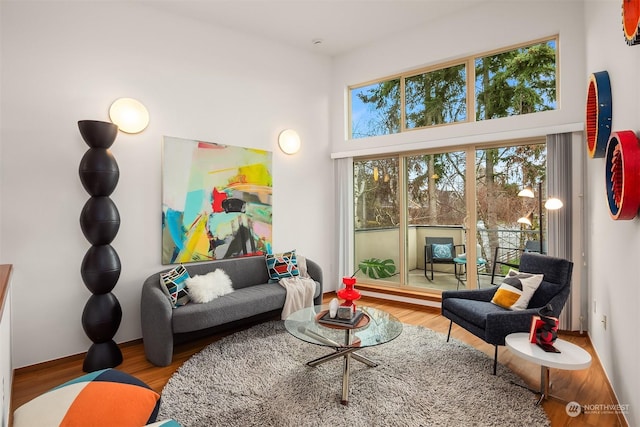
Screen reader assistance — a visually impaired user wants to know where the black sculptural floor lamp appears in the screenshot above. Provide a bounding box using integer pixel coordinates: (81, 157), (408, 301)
(78, 120), (123, 372)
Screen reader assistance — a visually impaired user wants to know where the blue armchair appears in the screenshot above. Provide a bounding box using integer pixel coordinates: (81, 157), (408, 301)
(441, 252), (573, 374)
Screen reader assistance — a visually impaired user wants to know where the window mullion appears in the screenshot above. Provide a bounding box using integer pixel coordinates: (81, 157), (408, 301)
(400, 77), (406, 133)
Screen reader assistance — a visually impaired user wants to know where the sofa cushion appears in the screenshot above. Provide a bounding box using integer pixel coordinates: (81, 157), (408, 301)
(13, 369), (160, 427)
(265, 250), (299, 280)
(171, 281), (320, 333)
(160, 264), (190, 307)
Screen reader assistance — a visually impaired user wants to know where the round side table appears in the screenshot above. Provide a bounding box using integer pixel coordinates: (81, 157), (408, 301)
(505, 332), (591, 406)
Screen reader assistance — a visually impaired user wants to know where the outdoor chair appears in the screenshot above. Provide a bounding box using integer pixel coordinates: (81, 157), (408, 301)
(441, 252), (573, 374)
(490, 246), (525, 286)
(524, 240), (542, 253)
(424, 237), (465, 280)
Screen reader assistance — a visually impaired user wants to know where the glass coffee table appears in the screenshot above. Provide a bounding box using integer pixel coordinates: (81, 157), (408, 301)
(284, 305), (403, 405)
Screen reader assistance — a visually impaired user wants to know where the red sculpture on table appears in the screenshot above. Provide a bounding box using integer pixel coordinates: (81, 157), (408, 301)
(337, 276), (361, 315)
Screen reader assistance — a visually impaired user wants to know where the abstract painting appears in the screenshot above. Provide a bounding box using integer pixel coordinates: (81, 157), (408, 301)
(162, 136), (272, 264)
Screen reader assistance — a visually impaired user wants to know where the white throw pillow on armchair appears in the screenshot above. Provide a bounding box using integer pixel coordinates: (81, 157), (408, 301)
(186, 269), (234, 303)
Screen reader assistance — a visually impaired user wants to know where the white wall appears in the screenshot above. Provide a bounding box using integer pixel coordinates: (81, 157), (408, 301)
(330, 1), (586, 156)
(584, 2), (640, 425)
(0, 1), (334, 368)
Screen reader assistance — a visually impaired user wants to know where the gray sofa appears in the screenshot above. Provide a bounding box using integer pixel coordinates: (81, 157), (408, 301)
(141, 255), (323, 366)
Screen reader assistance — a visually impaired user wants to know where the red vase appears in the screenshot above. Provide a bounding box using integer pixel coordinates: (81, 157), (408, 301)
(337, 276), (361, 310)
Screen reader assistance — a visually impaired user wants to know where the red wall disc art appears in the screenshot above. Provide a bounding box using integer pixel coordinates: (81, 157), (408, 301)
(623, 0), (640, 45)
(604, 131), (640, 220)
(585, 71), (612, 158)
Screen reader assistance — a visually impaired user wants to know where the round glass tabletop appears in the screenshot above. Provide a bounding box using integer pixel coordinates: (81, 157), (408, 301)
(284, 305), (403, 348)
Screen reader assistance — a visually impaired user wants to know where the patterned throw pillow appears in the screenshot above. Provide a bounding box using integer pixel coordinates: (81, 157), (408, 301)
(432, 243), (453, 260)
(13, 369), (161, 427)
(491, 269), (544, 310)
(160, 264), (191, 308)
(265, 250), (299, 280)
(147, 420), (181, 427)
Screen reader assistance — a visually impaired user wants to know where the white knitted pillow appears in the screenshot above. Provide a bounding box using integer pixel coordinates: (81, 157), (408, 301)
(185, 270), (234, 303)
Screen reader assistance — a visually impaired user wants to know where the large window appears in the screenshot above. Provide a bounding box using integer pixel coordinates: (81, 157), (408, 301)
(349, 37), (557, 140)
(353, 140), (547, 293)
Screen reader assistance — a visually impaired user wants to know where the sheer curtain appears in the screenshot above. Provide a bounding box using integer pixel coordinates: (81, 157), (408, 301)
(335, 157), (354, 289)
(546, 133), (574, 329)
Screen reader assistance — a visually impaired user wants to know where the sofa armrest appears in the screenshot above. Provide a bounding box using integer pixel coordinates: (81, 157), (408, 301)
(442, 287), (497, 303)
(305, 258), (324, 305)
(141, 277), (175, 366)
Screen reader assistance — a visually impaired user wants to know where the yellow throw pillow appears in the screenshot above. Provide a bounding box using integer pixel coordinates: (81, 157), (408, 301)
(491, 269), (544, 310)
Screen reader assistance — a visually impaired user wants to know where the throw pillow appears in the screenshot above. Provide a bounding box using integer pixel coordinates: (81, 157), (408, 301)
(265, 250), (299, 280)
(147, 420), (182, 426)
(13, 368), (160, 427)
(432, 243), (453, 260)
(159, 264), (191, 308)
(491, 269), (544, 310)
(186, 269), (234, 303)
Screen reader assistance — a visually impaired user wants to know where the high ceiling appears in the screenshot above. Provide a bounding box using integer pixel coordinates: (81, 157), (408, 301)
(144, 1), (486, 56)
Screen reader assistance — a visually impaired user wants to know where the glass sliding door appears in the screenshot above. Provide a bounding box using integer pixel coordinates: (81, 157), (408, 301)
(353, 157), (400, 284)
(406, 150), (467, 291)
(475, 141), (546, 286)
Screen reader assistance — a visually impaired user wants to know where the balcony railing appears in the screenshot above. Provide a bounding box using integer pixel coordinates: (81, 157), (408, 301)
(355, 225), (540, 274)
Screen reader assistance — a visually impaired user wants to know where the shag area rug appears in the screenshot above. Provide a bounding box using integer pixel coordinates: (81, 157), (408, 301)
(159, 321), (549, 427)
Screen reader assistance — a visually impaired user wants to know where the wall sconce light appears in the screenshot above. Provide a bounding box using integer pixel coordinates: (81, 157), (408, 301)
(278, 129), (301, 155)
(109, 98), (149, 134)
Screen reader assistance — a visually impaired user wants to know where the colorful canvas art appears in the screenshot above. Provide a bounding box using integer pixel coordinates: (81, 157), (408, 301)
(162, 136), (272, 264)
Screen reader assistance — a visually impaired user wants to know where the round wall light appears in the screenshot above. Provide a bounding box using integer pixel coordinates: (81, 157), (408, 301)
(109, 98), (150, 134)
(278, 129), (301, 155)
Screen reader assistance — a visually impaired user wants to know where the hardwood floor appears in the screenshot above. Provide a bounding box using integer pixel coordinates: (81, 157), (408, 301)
(11, 294), (627, 427)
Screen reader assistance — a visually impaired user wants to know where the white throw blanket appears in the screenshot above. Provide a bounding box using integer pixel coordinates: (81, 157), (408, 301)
(279, 255), (316, 319)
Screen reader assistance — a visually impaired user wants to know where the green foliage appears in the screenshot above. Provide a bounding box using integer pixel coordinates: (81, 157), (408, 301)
(476, 41), (556, 120)
(500, 257), (521, 276)
(405, 64), (467, 128)
(355, 258), (397, 279)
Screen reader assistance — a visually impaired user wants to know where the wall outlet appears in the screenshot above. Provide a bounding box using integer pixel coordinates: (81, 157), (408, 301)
(602, 315), (607, 330)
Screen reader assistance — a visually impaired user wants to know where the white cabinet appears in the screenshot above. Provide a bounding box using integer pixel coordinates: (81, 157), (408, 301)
(0, 265), (13, 427)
